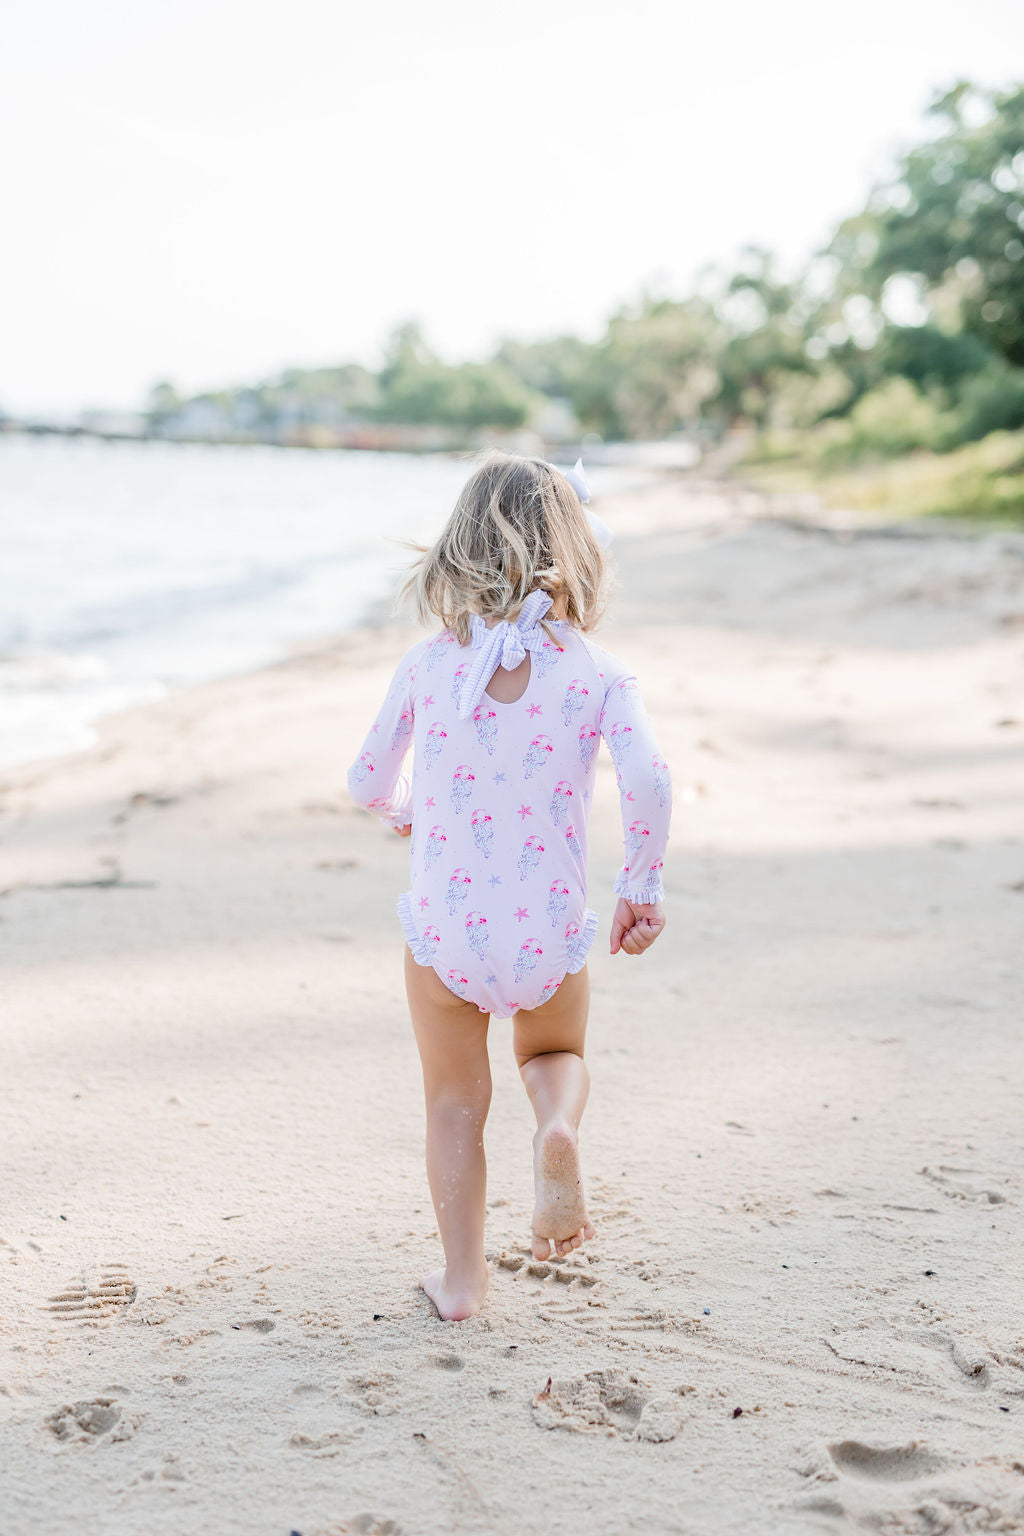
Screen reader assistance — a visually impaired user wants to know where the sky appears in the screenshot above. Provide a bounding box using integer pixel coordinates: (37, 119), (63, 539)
(2, 0), (1020, 415)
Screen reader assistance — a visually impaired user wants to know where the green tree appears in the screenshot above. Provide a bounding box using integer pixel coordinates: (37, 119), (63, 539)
(376, 324), (536, 429)
(712, 247), (816, 426)
(830, 82), (1024, 364)
(568, 295), (723, 438)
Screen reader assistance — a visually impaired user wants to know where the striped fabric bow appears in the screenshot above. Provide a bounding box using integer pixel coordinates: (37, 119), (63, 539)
(458, 589), (554, 720)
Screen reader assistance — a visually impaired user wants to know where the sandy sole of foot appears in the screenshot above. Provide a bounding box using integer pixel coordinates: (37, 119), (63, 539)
(532, 1124), (592, 1258)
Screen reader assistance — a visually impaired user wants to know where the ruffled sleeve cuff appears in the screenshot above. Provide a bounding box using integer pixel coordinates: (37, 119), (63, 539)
(613, 866), (665, 905)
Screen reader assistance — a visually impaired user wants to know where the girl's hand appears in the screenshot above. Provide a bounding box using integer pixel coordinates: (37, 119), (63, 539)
(609, 898), (665, 956)
(393, 824), (412, 838)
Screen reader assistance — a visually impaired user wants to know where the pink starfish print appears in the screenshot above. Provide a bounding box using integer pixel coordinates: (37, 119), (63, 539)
(422, 694), (434, 707)
(518, 803), (533, 821)
(526, 703), (543, 718)
(371, 722), (379, 732)
(425, 796), (435, 809)
(514, 906), (529, 922)
(626, 790), (635, 801)
(418, 897), (429, 911)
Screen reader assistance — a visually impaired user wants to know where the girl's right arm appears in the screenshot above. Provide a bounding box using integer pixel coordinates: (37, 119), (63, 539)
(346, 641), (425, 830)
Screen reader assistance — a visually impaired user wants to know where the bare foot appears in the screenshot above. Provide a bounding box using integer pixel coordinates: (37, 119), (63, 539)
(420, 1265), (489, 1322)
(531, 1121), (595, 1261)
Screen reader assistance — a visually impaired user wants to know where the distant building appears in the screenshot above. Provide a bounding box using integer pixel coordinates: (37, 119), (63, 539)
(157, 398), (233, 440)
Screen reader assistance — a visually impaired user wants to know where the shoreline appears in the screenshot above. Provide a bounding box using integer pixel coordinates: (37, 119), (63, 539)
(7, 459), (1023, 790)
(0, 437), (673, 778)
(3, 471), (1023, 1535)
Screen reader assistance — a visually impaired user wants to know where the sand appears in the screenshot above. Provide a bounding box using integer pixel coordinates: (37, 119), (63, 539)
(2, 469), (1023, 1535)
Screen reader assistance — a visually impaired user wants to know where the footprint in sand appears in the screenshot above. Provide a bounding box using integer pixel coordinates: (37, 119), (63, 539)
(827, 1440), (949, 1481)
(919, 1165), (1011, 1204)
(343, 1372), (400, 1418)
(46, 1264), (137, 1326)
(130, 1285), (191, 1326)
(495, 1251), (598, 1288)
(531, 1368), (682, 1442)
(289, 1429), (357, 1458)
(429, 1352), (464, 1372)
(45, 1397), (133, 1443)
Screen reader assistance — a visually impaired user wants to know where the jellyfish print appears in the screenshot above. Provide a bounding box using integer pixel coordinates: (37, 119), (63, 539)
(445, 969), (469, 1000)
(513, 936), (543, 985)
(472, 703), (498, 756)
(537, 976), (562, 1007)
(628, 818), (651, 855)
(522, 732), (554, 779)
(450, 763), (475, 814)
(451, 662), (470, 704)
(652, 752), (671, 808)
(423, 824), (447, 869)
(564, 920), (587, 969)
(533, 639), (564, 678)
(423, 721), (448, 769)
(548, 779), (573, 826)
(642, 857), (665, 897)
(425, 631), (457, 671)
(546, 878), (569, 927)
(578, 723), (599, 770)
(446, 867), (472, 917)
(608, 720), (634, 767)
(616, 678), (641, 710)
(561, 678), (589, 727)
(389, 707), (413, 753)
(471, 807), (494, 859)
(350, 749), (375, 784)
(417, 924), (442, 965)
(517, 833), (545, 881)
(464, 910), (489, 960)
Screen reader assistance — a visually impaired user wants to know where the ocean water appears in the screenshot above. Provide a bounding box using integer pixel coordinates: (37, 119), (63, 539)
(0, 436), (631, 768)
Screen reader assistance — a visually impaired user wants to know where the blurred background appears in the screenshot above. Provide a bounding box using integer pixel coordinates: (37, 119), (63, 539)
(2, 0), (1021, 764)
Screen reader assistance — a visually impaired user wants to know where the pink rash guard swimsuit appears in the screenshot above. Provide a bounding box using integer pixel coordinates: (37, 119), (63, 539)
(347, 590), (672, 1017)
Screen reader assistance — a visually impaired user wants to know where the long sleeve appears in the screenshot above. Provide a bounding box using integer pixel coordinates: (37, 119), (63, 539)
(346, 641), (424, 830)
(598, 668), (672, 904)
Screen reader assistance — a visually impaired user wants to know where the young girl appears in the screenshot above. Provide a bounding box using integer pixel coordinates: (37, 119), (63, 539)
(347, 452), (671, 1321)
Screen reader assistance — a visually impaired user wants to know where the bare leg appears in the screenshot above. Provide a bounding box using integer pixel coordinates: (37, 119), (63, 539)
(405, 946), (492, 1321)
(513, 966), (595, 1261)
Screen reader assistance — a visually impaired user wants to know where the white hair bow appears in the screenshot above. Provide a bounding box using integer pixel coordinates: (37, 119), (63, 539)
(561, 457), (613, 549)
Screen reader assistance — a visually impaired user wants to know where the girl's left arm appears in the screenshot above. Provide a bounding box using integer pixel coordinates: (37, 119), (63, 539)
(599, 670), (673, 904)
(346, 642), (424, 830)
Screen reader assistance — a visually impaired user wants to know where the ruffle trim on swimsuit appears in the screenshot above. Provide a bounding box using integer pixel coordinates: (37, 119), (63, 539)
(613, 869), (666, 905)
(566, 906), (599, 974)
(399, 892), (598, 985)
(397, 891), (432, 965)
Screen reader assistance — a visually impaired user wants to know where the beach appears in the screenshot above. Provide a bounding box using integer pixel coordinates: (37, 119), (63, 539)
(3, 469), (1024, 1534)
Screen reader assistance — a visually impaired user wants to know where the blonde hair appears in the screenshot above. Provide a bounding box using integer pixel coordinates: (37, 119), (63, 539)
(397, 450), (608, 645)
